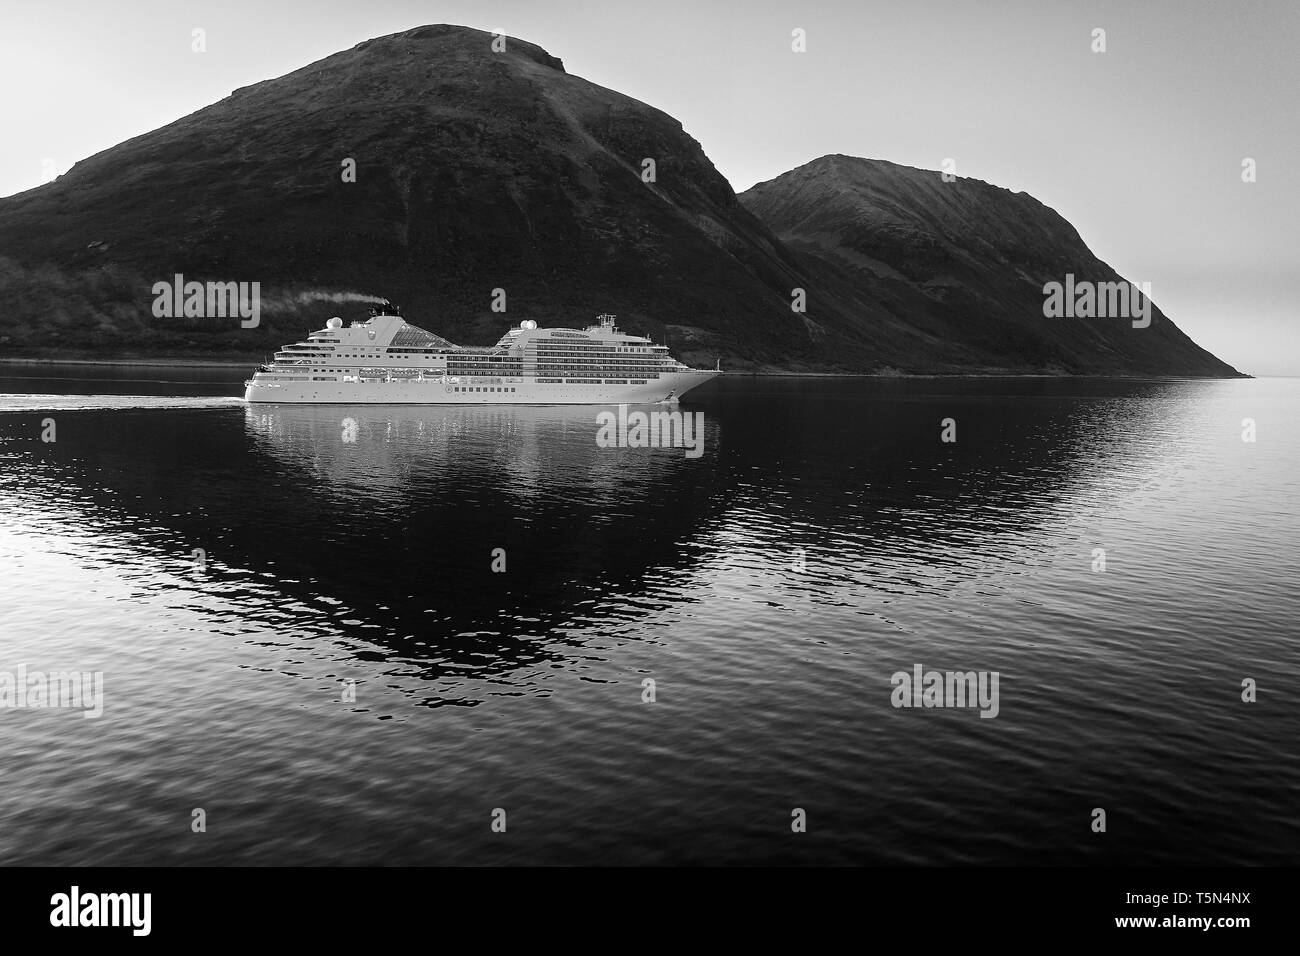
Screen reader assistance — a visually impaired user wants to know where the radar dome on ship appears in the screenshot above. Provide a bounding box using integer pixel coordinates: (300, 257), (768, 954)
(521, 320), (537, 330)
(327, 317), (343, 329)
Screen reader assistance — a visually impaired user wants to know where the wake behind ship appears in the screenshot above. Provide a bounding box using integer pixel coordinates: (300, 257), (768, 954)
(243, 302), (719, 405)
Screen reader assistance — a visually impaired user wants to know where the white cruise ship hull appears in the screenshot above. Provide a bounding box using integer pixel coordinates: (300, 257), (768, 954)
(245, 368), (719, 405)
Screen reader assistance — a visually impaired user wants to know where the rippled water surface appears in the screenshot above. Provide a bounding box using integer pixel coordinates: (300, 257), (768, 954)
(1, 366), (1297, 865)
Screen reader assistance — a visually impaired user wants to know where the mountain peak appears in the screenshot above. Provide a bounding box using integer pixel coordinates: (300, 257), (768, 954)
(740, 153), (1240, 375)
(352, 23), (566, 72)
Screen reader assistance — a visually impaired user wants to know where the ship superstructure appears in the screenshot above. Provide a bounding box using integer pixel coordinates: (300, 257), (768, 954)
(243, 303), (719, 405)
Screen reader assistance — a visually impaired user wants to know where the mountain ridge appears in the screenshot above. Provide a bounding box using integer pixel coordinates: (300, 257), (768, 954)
(0, 24), (1243, 376)
(739, 154), (1240, 375)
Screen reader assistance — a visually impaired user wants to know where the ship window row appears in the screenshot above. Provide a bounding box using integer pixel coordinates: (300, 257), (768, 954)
(533, 365), (663, 372)
(530, 348), (647, 356)
(534, 372), (661, 378)
(533, 356), (658, 361)
(530, 346), (652, 353)
(295, 367), (448, 375)
(387, 347), (494, 356)
(530, 357), (660, 363)
(294, 369), (528, 376)
(454, 387), (517, 393)
(532, 356), (664, 363)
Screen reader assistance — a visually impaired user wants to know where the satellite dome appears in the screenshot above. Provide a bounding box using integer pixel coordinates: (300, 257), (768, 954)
(521, 319), (537, 330)
(327, 317), (343, 329)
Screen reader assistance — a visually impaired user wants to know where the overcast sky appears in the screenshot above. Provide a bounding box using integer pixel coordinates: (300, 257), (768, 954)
(2, 0), (1295, 374)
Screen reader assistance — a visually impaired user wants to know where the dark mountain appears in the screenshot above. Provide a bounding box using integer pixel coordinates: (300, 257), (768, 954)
(0, 25), (1241, 375)
(738, 155), (1240, 375)
(0, 24), (812, 368)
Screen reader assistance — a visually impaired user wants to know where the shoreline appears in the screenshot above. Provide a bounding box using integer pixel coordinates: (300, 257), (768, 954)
(0, 357), (1254, 379)
(0, 356), (257, 369)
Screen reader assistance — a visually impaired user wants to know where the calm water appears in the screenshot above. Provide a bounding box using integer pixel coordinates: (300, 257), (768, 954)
(1, 365), (1297, 866)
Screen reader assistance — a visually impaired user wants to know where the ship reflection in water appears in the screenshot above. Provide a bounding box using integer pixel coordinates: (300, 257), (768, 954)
(237, 401), (725, 696)
(243, 401), (714, 503)
(0, 376), (1297, 866)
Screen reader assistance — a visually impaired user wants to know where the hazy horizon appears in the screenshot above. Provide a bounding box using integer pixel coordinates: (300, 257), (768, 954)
(1, 0), (1295, 374)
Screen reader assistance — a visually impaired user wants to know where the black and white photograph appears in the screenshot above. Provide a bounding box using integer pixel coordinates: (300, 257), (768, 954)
(0, 0), (1294, 940)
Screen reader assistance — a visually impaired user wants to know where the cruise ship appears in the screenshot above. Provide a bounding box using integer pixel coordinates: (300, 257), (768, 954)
(244, 302), (719, 405)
